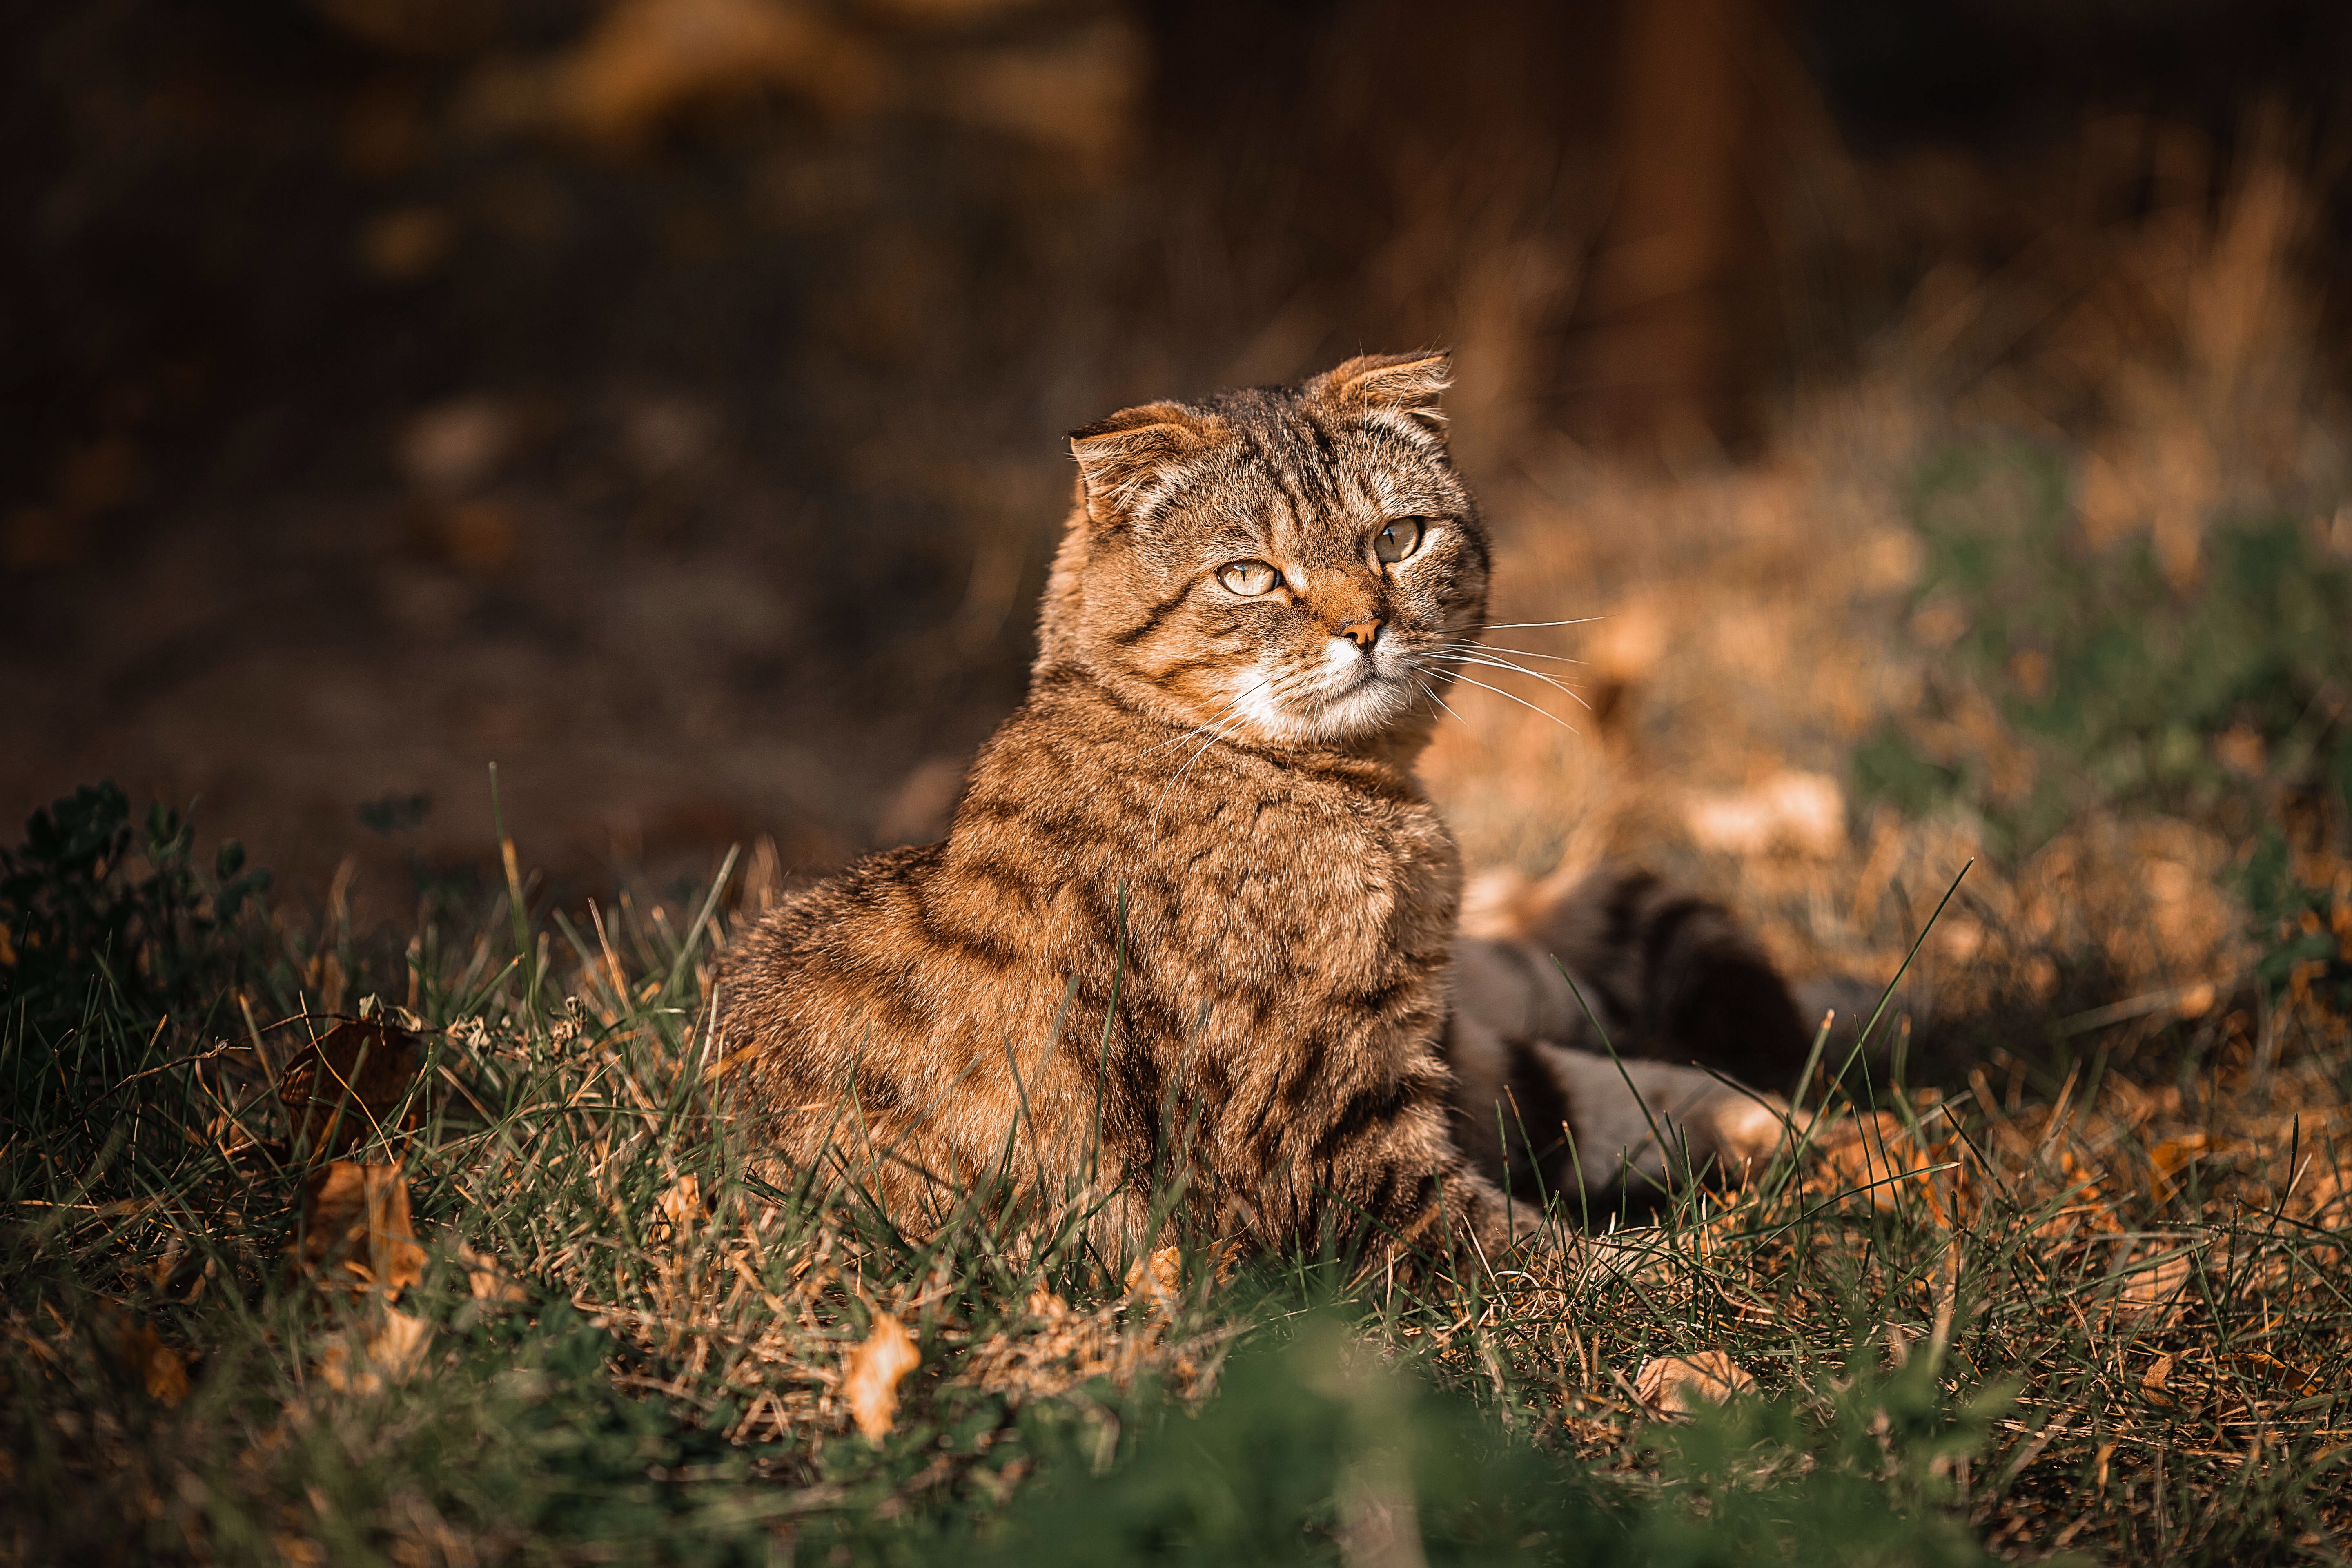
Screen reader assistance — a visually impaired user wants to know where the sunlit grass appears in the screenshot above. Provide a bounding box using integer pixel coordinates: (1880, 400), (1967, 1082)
(4, 780), (2349, 1564)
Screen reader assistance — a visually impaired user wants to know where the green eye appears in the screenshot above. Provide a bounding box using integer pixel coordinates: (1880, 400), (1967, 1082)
(1375, 517), (1427, 564)
(1218, 559), (1280, 596)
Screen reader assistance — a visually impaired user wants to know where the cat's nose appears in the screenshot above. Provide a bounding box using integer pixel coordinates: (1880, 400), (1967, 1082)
(1336, 618), (1382, 648)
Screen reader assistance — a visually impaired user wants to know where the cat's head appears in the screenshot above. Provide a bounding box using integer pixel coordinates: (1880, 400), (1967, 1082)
(1037, 352), (1491, 751)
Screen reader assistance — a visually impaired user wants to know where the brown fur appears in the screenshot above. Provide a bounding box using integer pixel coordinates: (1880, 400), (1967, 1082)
(720, 354), (1807, 1263)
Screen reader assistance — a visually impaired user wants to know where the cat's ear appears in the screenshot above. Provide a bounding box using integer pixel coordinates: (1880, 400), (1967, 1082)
(1311, 351), (1452, 440)
(1068, 401), (1216, 526)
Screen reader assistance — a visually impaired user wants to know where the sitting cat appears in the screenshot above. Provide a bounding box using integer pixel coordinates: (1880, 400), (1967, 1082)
(720, 353), (1811, 1261)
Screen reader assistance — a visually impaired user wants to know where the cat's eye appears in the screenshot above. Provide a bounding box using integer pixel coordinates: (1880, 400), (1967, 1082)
(1218, 559), (1280, 596)
(1375, 517), (1428, 565)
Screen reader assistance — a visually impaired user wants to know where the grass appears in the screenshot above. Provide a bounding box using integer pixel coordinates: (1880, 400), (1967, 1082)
(3, 772), (2349, 1565)
(1852, 436), (2352, 858)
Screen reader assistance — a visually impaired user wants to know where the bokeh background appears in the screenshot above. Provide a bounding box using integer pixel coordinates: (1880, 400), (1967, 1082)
(8, 0), (2352, 1059)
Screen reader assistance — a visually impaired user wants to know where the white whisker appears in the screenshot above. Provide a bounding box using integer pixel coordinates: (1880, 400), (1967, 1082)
(1423, 669), (1578, 732)
(1429, 639), (1584, 666)
(1410, 674), (1467, 728)
(1419, 650), (1593, 712)
(1468, 617), (1605, 631)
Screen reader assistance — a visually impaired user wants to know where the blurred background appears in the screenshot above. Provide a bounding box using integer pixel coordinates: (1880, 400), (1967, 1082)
(7, 0), (2352, 1053)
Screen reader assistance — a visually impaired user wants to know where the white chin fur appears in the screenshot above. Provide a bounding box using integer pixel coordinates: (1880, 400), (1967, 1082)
(1232, 646), (1411, 745)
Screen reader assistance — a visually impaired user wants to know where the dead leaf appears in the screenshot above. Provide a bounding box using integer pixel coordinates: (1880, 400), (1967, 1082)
(2227, 1349), (2323, 1397)
(656, 1174), (704, 1235)
(294, 1160), (426, 1298)
(2147, 1133), (2211, 1204)
(316, 1307), (433, 1395)
(277, 1018), (423, 1159)
(1124, 1245), (1181, 1314)
(1683, 770), (1846, 858)
(842, 1313), (920, 1440)
(456, 1240), (529, 1304)
(1814, 1112), (1940, 1213)
(2294, 1160), (2352, 1222)
(548, 0), (889, 143)
(1632, 1350), (1755, 1416)
(273, 1535), (327, 1568)
(2140, 1351), (2176, 1409)
(2115, 1249), (2198, 1325)
(111, 1314), (190, 1407)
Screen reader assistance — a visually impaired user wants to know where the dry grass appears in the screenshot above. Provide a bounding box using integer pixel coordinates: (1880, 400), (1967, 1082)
(3, 794), (2349, 1561)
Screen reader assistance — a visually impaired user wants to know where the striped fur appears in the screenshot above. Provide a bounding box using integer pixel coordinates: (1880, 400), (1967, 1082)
(720, 355), (1806, 1263)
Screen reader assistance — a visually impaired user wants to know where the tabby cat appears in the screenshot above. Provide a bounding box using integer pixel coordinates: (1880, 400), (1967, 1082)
(720, 353), (1811, 1261)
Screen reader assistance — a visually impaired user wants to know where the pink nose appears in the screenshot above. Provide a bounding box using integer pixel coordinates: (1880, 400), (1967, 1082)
(1336, 619), (1381, 648)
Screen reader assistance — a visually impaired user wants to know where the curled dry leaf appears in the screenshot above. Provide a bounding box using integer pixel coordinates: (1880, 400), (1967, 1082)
(294, 1160), (426, 1298)
(456, 1240), (530, 1304)
(655, 1174), (704, 1236)
(1632, 1350), (1756, 1416)
(2114, 1249), (2198, 1325)
(2147, 1133), (2211, 1205)
(1813, 1111), (1941, 1214)
(1124, 1245), (1182, 1314)
(842, 1312), (921, 1440)
(2228, 1349), (2324, 1398)
(1683, 769), (1846, 858)
(277, 1018), (423, 1160)
(317, 1307), (434, 1395)
(111, 1313), (190, 1407)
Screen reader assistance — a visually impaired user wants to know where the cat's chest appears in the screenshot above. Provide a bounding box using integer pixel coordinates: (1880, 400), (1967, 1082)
(1134, 770), (1458, 978)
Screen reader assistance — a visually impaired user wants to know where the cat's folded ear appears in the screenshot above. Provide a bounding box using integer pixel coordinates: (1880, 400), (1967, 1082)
(1068, 401), (1219, 527)
(1310, 351), (1452, 440)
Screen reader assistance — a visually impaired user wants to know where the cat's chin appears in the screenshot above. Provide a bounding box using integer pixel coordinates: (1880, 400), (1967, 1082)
(1249, 673), (1417, 749)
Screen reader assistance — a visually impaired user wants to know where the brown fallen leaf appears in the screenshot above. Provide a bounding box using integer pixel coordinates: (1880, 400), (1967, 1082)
(1125, 1245), (1182, 1315)
(842, 1313), (921, 1440)
(278, 1018), (423, 1160)
(456, 1240), (530, 1304)
(293, 1160), (427, 1298)
(317, 1307), (434, 1395)
(2147, 1133), (2211, 1205)
(2228, 1349), (2323, 1398)
(1813, 1112), (1940, 1214)
(551, 0), (891, 144)
(1632, 1350), (1756, 1416)
(111, 1312), (190, 1407)
(2114, 1249), (2198, 1325)
(272, 1534), (327, 1568)
(655, 1174), (704, 1236)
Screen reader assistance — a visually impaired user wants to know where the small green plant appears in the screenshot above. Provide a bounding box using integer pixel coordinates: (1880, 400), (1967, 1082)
(0, 779), (270, 1029)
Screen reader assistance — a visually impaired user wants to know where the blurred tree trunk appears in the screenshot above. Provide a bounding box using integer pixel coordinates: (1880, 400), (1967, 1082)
(1564, 0), (1790, 460)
